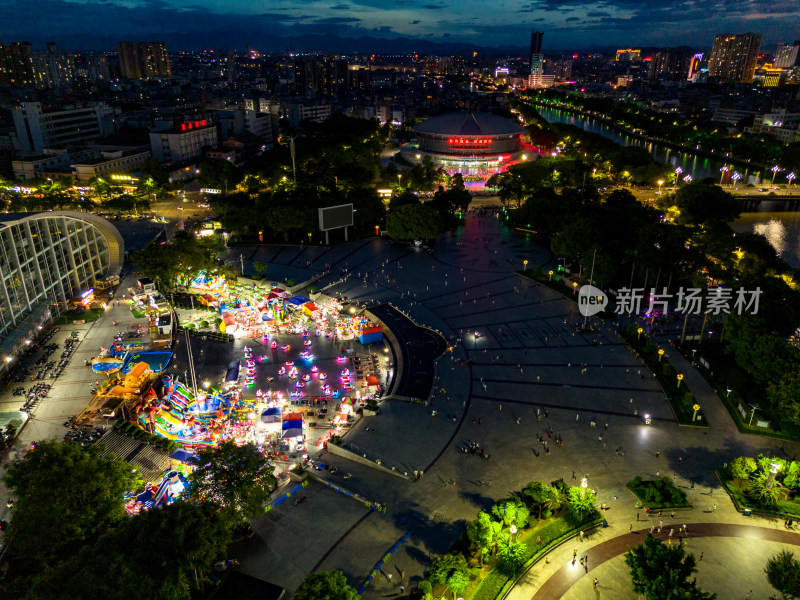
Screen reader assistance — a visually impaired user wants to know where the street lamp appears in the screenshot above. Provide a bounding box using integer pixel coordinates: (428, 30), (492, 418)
(719, 166), (728, 185)
(637, 327), (643, 340)
(657, 180), (664, 194)
(677, 373), (684, 388)
(658, 348), (665, 362)
(523, 259), (529, 271)
(692, 403), (701, 422)
(683, 175), (692, 183)
(548, 269), (554, 280)
(572, 281), (578, 295)
(510, 524), (518, 542)
(731, 171), (741, 190)
(674, 167), (682, 190)
(726, 387), (732, 398)
(771, 165), (780, 185)
(767, 462), (780, 488)
(579, 477), (589, 499)
(788, 172), (796, 187)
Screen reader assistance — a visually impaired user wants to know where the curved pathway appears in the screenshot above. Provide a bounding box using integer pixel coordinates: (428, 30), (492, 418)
(532, 524), (800, 599)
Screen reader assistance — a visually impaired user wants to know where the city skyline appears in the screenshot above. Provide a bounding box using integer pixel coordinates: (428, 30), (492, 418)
(2, 0), (799, 52)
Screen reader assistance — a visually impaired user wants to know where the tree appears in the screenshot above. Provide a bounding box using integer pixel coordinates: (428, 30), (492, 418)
(765, 550), (800, 599)
(498, 540), (527, 576)
(429, 552), (469, 588)
(387, 203), (441, 241)
(3, 440), (141, 570)
(728, 456), (757, 480)
(669, 181), (740, 226)
(293, 570), (360, 600)
(25, 502), (235, 600)
(492, 497), (530, 528)
(725, 315), (795, 386)
(197, 159), (243, 191)
(253, 261), (268, 278)
(523, 481), (552, 518)
(185, 441), (276, 520)
(566, 485), (597, 524)
(745, 473), (781, 507)
(467, 512), (500, 563)
(447, 570), (470, 600)
(625, 534), (715, 600)
(140, 156), (170, 187)
(767, 371), (800, 426)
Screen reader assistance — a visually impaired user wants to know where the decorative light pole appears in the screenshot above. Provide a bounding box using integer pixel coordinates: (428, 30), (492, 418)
(771, 165), (780, 185)
(573, 281), (578, 295)
(658, 348), (665, 362)
(692, 403), (701, 422)
(767, 462), (781, 488)
(788, 172), (797, 188)
(674, 167), (683, 190)
(748, 402), (760, 426)
(677, 373), (684, 388)
(523, 259), (528, 271)
(580, 477), (589, 499)
(637, 327), (643, 340)
(719, 166), (729, 185)
(683, 174), (693, 184)
(731, 171), (742, 190)
(657, 179), (664, 194)
(548, 269), (554, 281)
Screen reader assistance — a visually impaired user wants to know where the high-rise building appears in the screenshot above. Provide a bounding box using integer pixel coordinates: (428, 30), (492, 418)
(648, 49), (692, 82)
(616, 48), (641, 62)
(0, 42), (36, 87)
(528, 54), (544, 87)
(32, 42), (75, 90)
(117, 42), (171, 79)
(149, 119), (218, 163)
(530, 31), (543, 74)
(294, 57), (348, 98)
(775, 42), (800, 69)
(708, 33), (762, 82)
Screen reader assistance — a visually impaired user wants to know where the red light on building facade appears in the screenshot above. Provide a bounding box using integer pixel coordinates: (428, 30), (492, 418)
(201, 120), (206, 126)
(181, 123), (186, 131)
(447, 138), (492, 147)
(187, 122), (193, 129)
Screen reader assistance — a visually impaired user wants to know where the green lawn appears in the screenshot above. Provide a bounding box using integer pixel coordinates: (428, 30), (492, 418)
(57, 308), (103, 324)
(718, 469), (800, 519)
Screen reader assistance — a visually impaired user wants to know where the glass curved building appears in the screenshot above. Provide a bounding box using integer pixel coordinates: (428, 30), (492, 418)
(0, 211), (124, 352)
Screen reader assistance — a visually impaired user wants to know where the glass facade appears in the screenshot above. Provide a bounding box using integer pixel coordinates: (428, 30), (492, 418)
(0, 211), (123, 337)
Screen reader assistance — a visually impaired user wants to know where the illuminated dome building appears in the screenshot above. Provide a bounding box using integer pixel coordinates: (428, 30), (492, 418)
(400, 111), (529, 183)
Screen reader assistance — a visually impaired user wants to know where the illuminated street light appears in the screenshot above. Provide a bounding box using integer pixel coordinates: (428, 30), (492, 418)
(719, 165), (729, 185)
(657, 180), (664, 194)
(677, 373), (684, 388)
(771, 165), (780, 185)
(579, 477), (589, 499)
(658, 348), (665, 362)
(683, 175), (692, 183)
(788, 172), (796, 187)
(637, 327), (643, 340)
(731, 171), (742, 190)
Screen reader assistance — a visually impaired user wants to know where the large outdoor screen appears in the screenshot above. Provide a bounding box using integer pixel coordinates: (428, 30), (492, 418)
(318, 204), (354, 231)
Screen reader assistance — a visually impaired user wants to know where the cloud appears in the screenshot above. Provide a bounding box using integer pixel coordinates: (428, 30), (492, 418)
(587, 10), (610, 16)
(410, 19), (421, 24)
(565, 16), (580, 21)
(422, 4), (445, 9)
(313, 16), (361, 23)
(330, 3), (350, 9)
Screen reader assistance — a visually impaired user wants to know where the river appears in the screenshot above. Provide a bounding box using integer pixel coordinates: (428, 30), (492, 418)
(537, 106), (800, 268)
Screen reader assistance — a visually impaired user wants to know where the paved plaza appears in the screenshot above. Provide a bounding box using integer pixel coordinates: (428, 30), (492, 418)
(236, 211), (800, 599)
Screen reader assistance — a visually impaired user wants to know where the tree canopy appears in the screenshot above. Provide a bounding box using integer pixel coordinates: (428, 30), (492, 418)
(765, 550), (800, 599)
(387, 203), (441, 241)
(185, 441), (277, 520)
(3, 440), (141, 571)
(293, 570), (361, 600)
(625, 534), (714, 600)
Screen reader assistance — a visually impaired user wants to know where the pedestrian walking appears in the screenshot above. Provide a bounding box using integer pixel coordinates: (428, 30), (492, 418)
(576, 413), (580, 421)
(579, 530), (584, 541)
(656, 450), (660, 458)
(636, 511), (640, 521)
(669, 528), (673, 537)
(629, 523), (633, 531)
(400, 585), (405, 594)
(670, 511), (675, 519)
(659, 520), (663, 529)
(593, 578), (599, 589)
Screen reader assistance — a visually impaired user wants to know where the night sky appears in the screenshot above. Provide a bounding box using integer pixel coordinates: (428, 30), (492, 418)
(2, 0), (799, 52)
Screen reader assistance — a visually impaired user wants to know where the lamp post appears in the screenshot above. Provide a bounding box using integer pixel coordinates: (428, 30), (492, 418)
(767, 462), (780, 488)
(658, 348), (665, 362)
(677, 373), (684, 388)
(726, 387), (732, 398)
(719, 166), (729, 185)
(573, 281), (578, 295)
(523, 259), (528, 271)
(731, 171), (741, 190)
(579, 477), (589, 499)
(657, 180), (664, 195)
(637, 327), (643, 340)
(683, 174), (692, 184)
(674, 167), (682, 191)
(510, 524), (518, 542)
(692, 403), (701, 422)
(771, 165), (780, 185)
(788, 172), (796, 188)
(548, 269), (553, 281)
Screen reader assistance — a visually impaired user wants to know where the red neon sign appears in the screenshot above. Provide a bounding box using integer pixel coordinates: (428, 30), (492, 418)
(181, 123), (186, 131)
(448, 138), (492, 146)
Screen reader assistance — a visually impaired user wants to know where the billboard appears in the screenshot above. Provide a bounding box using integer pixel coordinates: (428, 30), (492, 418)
(318, 204), (354, 231)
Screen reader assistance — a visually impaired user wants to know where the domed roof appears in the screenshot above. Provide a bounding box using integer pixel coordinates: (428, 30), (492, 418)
(414, 111), (525, 136)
